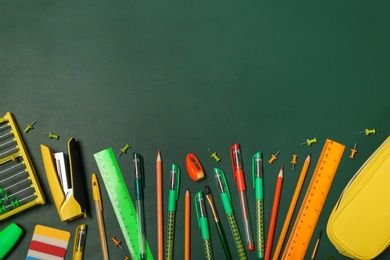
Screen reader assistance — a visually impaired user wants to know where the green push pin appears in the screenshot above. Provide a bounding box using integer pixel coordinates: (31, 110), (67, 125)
(43, 131), (60, 140)
(24, 121), (36, 133)
(117, 144), (130, 157)
(301, 137), (317, 146)
(208, 148), (221, 162)
(359, 128), (376, 136)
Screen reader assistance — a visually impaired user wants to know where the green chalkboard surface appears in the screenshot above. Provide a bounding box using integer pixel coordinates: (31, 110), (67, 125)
(1, 1), (390, 259)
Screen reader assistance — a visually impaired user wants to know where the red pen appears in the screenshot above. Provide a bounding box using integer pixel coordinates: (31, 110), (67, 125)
(230, 144), (255, 251)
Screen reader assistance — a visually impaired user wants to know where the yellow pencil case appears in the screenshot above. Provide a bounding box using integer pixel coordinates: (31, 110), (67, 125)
(327, 135), (390, 259)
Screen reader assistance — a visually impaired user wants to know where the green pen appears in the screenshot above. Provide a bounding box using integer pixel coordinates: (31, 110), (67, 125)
(252, 152), (264, 259)
(195, 191), (214, 260)
(214, 168), (247, 260)
(165, 164), (180, 260)
(133, 153), (146, 259)
(204, 185), (232, 260)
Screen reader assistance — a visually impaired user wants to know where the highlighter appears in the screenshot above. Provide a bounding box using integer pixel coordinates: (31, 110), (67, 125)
(0, 222), (23, 260)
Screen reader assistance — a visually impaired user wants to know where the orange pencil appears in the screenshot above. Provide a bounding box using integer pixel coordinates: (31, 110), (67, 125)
(157, 150), (163, 260)
(265, 166), (284, 260)
(272, 154), (310, 260)
(184, 189), (191, 260)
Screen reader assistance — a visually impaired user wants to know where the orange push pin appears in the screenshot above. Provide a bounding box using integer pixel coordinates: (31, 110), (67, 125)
(111, 236), (124, 250)
(349, 143), (358, 159)
(301, 138), (317, 146)
(359, 128), (376, 136)
(124, 256), (130, 260)
(268, 151), (280, 164)
(291, 154), (298, 170)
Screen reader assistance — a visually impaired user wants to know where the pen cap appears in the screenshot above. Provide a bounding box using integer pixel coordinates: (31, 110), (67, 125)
(194, 192), (211, 239)
(92, 174), (103, 211)
(74, 224), (87, 252)
(230, 144), (246, 191)
(133, 153), (144, 200)
(214, 168), (230, 198)
(0, 223), (23, 260)
(230, 144), (243, 171)
(252, 152), (263, 188)
(133, 153), (144, 185)
(214, 168), (233, 214)
(168, 164), (180, 211)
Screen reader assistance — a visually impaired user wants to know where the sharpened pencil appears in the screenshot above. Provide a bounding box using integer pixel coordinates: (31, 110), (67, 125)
(272, 154), (311, 260)
(157, 150), (163, 260)
(184, 189), (191, 260)
(265, 166), (284, 260)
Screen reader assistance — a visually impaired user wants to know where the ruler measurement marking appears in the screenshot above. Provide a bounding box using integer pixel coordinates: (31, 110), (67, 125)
(282, 140), (344, 259)
(94, 148), (154, 260)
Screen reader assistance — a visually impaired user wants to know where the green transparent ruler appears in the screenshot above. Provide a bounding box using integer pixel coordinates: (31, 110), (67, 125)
(94, 148), (154, 260)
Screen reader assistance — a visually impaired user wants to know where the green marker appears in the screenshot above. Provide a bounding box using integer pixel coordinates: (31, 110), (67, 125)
(214, 168), (247, 260)
(194, 191), (214, 260)
(0, 223), (23, 259)
(165, 164), (180, 260)
(252, 152), (264, 259)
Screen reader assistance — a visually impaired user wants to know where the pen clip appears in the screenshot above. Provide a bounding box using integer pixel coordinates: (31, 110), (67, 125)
(73, 224), (87, 254)
(133, 153), (145, 188)
(230, 143), (243, 181)
(194, 191), (204, 228)
(214, 168), (231, 202)
(252, 152), (262, 189)
(171, 164), (180, 201)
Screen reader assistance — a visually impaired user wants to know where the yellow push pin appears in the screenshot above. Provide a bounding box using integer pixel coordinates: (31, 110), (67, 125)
(359, 128), (376, 136)
(301, 137), (317, 146)
(208, 148), (221, 162)
(43, 131), (60, 140)
(24, 121), (36, 133)
(349, 143), (358, 159)
(268, 151), (280, 164)
(117, 144), (130, 157)
(291, 154), (298, 170)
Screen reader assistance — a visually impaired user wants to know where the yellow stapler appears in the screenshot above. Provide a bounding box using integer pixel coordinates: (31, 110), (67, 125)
(40, 137), (87, 222)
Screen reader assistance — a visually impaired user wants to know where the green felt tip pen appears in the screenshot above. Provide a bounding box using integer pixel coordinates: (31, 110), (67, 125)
(214, 168), (247, 260)
(133, 153), (146, 260)
(165, 163), (180, 260)
(252, 152), (265, 259)
(195, 191), (214, 260)
(0, 223), (23, 259)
